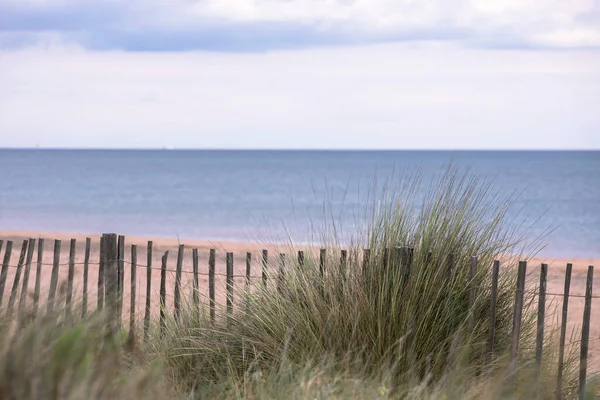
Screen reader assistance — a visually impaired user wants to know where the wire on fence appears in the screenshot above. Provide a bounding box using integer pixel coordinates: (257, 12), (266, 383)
(0, 260), (265, 279)
(2, 247), (598, 296)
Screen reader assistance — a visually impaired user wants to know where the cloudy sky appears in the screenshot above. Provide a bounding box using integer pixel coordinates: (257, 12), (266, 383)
(0, 0), (599, 149)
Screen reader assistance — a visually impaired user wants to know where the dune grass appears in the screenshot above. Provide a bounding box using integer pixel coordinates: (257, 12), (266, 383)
(153, 168), (581, 398)
(0, 168), (589, 399)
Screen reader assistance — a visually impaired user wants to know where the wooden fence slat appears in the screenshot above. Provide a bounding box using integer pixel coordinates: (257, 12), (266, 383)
(174, 244), (184, 322)
(226, 252), (234, 319)
(487, 260), (500, 360)
(82, 238), (91, 318)
(392, 246), (401, 272)
(297, 251), (304, 269)
(0, 240), (14, 307)
(579, 265), (594, 400)
(33, 238), (44, 317)
(508, 260), (527, 385)
(117, 235), (125, 330)
(536, 263), (548, 376)
(98, 235), (105, 311)
(144, 241), (153, 341)
(557, 263), (573, 400)
(130, 244), (137, 337)
(246, 252), (252, 287)
(245, 251), (252, 313)
(468, 256), (477, 332)
(209, 249), (216, 322)
(192, 248), (200, 313)
(103, 234), (119, 333)
(319, 248), (327, 296)
(47, 239), (61, 313)
(319, 249), (326, 279)
(160, 251), (168, 334)
(362, 248), (370, 276)
(65, 238), (76, 320)
(7, 240), (29, 315)
(262, 249), (268, 288)
(278, 253), (285, 294)
(340, 249), (347, 276)
(401, 246), (414, 288)
(19, 238), (36, 311)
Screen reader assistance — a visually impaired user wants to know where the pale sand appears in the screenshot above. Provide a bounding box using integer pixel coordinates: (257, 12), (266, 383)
(1, 230), (599, 369)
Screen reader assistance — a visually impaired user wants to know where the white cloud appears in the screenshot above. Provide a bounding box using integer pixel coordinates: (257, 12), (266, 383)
(0, 42), (598, 149)
(1, 0), (599, 49)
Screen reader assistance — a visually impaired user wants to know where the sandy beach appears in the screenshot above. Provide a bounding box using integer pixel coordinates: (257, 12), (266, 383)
(1, 229), (599, 369)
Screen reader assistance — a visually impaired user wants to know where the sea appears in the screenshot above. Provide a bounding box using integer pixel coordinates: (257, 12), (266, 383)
(0, 150), (598, 258)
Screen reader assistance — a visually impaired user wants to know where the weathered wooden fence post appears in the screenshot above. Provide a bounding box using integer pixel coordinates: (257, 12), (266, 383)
(278, 253), (285, 294)
(0, 240), (14, 307)
(33, 238), (45, 317)
(383, 247), (390, 269)
(160, 251), (168, 335)
(557, 263), (573, 400)
(226, 252), (234, 323)
(340, 249), (347, 279)
(193, 248), (200, 313)
(82, 238), (90, 318)
(401, 246), (414, 289)
(319, 248), (327, 296)
(579, 265), (594, 400)
(209, 249), (216, 322)
(47, 239), (61, 313)
(468, 256), (477, 333)
(65, 238), (76, 320)
(7, 240), (28, 315)
(144, 241), (153, 341)
(262, 249), (268, 288)
(19, 238), (36, 312)
(487, 260), (500, 361)
(103, 234), (119, 333)
(362, 248), (370, 277)
(117, 235), (125, 330)
(98, 235), (105, 311)
(174, 244), (184, 323)
(297, 251), (304, 268)
(246, 252), (252, 287)
(536, 263), (548, 377)
(362, 248), (371, 291)
(245, 251), (252, 313)
(392, 246), (401, 273)
(319, 249), (326, 279)
(508, 261), (527, 386)
(129, 244), (137, 339)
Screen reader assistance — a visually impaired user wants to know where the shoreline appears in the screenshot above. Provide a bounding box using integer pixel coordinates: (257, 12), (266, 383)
(0, 229), (269, 253)
(1, 229), (598, 264)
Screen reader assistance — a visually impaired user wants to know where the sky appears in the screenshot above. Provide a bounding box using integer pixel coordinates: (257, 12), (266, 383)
(0, 0), (599, 150)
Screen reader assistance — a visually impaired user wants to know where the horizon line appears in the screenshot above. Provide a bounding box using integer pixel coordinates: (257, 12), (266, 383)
(0, 147), (598, 152)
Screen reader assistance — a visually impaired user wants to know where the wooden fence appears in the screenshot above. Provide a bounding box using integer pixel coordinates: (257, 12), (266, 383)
(0, 234), (597, 399)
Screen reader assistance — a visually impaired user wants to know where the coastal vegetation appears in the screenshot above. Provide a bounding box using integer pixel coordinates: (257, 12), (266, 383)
(0, 169), (585, 399)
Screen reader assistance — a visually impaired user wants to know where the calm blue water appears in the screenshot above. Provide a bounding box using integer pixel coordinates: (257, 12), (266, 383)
(0, 150), (598, 257)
